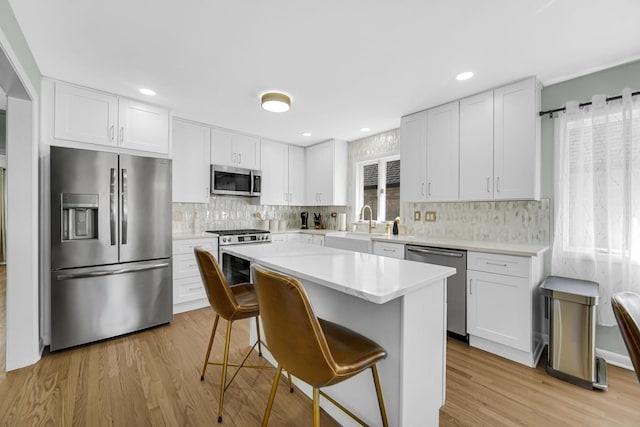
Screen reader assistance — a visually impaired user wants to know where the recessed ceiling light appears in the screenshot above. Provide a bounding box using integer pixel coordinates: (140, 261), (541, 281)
(261, 92), (291, 112)
(139, 88), (156, 96)
(456, 72), (474, 81)
(360, 127), (370, 132)
(302, 132), (312, 137)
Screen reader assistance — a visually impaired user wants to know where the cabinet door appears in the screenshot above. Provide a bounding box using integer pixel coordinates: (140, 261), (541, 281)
(210, 128), (235, 166)
(260, 139), (288, 205)
(467, 270), (530, 352)
(459, 91), (494, 201)
(494, 78), (540, 200)
(172, 120), (211, 203)
(118, 99), (169, 154)
(426, 101), (459, 201)
(305, 141), (333, 205)
(288, 145), (306, 205)
(400, 111), (427, 202)
(54, 83), (118, 146)
(235, 134), (260, 169)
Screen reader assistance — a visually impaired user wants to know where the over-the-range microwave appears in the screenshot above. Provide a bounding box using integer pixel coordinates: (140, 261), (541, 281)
(210, 165), (261, 197)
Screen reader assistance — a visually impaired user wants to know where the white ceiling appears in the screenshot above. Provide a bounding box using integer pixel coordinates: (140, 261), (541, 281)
(8, 0), (640, 146)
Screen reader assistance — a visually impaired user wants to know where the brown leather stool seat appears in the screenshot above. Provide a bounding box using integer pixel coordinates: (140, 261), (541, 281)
(252, 265), (389, 426)
(194, 248), (292, 423)
(612, 291), (640, 384)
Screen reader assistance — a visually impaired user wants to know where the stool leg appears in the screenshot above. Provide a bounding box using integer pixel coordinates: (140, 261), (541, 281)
(255, 316), (263, 357)
(371, 365), (389, 427)
(201, 314), (220, 380)
(287, 372), (294, 393)
(312, 388), (321, 427)
(217, 320), (233, 423)
(262, 365), (282, 427)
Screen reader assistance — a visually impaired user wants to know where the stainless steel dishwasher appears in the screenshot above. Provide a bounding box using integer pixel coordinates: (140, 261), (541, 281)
(405, 245), (468, 342)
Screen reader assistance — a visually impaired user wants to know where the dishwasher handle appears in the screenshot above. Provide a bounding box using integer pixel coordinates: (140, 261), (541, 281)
(406, 247), (464, 258)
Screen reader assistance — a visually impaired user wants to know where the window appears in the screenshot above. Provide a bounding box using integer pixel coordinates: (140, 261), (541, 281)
(355, 155), (400, 222)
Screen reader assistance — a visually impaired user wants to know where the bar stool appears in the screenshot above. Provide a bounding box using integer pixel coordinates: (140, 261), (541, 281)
(252, 265), (389, 427)
(194, 248), (292, 423)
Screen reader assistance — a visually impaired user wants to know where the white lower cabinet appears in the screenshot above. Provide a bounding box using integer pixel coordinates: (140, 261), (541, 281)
(372, 241), (405, 259)
(172, 238), (217, 313)
(466, 251), (543, 367)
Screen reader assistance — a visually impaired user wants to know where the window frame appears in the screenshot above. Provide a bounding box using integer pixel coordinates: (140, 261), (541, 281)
(353, 153), (400, 223)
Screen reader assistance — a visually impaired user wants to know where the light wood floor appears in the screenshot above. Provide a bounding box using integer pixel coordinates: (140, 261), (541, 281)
(0, 264), (5, 374)
(0, 305), (639, 426)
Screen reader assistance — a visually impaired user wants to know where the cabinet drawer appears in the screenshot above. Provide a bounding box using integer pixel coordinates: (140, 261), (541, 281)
(173, 238), (217, 255)
(174, 277), (207, 304)
(372, 242), (405, 259)
(173, 253), (200, 279)
(467, 251), (529, 278)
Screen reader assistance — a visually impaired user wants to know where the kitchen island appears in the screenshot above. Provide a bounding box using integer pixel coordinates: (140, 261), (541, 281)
(222, 242), (455, 427)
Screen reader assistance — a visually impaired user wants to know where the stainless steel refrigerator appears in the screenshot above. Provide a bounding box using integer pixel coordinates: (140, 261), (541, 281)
(50, 146), (172, 351)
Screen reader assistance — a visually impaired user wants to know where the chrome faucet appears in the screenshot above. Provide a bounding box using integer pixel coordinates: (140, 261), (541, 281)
(359, 204), (374, 233)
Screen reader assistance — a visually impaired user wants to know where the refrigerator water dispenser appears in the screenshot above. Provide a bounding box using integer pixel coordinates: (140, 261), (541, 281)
(62, 193), (98, 240)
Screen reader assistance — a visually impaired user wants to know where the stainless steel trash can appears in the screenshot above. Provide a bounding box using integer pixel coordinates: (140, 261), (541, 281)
(540, 276), (607, 390)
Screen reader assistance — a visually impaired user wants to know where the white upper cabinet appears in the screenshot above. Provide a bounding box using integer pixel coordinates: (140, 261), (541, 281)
(400, 111), (427, 202)
(400, 101), (459, 202)
(426, 101), (459, 201)
(459, 91), (495, 200)
(459, 77), (541, 201)
(305, 139), (347, 206)
(259, 140), (305, 206)
(53, 82), (169, 154)
(493, 78), (540, 200)
(260, 139), (289, 205)
(172, 119), (211, 203)
(210, 128), (260, 170)
(288, 145), (306, 205)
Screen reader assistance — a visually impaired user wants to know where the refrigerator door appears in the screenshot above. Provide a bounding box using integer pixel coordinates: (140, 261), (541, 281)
(119, 154), (172, 262)
(50, 259), (172, 351)
(51, 146), (119, 269)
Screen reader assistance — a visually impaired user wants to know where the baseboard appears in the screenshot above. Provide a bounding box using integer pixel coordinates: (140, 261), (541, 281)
(173, 298), (209, 314)
(596, 348), (634, 371)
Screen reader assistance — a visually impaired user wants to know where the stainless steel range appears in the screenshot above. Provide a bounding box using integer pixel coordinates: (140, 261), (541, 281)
(206, 229), (271, 284)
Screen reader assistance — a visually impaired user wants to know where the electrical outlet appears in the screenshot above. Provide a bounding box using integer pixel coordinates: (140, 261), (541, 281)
(331, 212), (337, 218)
(414, 211), (421, 221)
(424, 211), (437, 222)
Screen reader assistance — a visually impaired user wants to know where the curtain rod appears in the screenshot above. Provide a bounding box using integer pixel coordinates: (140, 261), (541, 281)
(539, 90), (640, 118)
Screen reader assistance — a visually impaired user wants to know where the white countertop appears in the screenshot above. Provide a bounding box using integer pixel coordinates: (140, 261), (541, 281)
(222, 242), (455, 304)
(172, 232), (218, 240)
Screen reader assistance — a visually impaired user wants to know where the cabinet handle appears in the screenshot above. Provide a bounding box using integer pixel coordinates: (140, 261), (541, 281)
(289, 192), (292, 203)
(383, 248), (395, 252)
(421, 183), (425, 196)
(110, 125), (115, 141)
(486, 261), (508, 267)
(284, 192), (288, 202)
(238, 153), (242, 164)
(187, 286), (201, 292)
(120, 127), (124, 143)
(428, 182), (432, 196)
(206, 187), (209, 198)
(469, 278), (473, 295)
(486, 177), (490, 193)
(232, 152), (236, 163)
(496, 177), (500, 193)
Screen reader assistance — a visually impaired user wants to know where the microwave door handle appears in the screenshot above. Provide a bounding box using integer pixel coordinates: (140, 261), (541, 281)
(121, 168), (128, 245)
(110, 167), (117, 245)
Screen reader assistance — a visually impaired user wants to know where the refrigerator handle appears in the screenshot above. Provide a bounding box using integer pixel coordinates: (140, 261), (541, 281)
(55, 262), (170, 280)
(110, 168), (117, 245)
(122, 168), (128, 245)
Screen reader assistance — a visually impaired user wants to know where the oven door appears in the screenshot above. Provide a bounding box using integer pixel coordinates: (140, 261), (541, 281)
(221, 250), (251, 285)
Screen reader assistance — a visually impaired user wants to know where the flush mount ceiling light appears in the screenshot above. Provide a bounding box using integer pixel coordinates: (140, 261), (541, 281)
(302, 132), (312, 137)
(360, 127), (370, 132)
(456, 71), (474, 81)
(261, 92), (291, 112)
(139, 88), (156, 96)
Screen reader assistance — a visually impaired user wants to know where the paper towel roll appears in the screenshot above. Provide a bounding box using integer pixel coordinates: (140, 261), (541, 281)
(337, 213), (347, 231)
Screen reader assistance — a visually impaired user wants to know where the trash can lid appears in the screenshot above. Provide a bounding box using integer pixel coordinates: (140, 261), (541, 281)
(540, 276), (599, 305)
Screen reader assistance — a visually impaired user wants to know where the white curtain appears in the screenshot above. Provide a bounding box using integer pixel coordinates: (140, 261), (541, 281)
(552, 89), (640, 326)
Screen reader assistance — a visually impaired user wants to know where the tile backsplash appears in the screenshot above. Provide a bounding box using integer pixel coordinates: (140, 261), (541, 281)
(400, 199), (550, 244)
(172, 197), (348, 233)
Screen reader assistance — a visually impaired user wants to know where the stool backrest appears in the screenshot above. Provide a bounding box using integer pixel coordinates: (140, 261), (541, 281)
(252, 265), (338, 387)
(612, 291), (640, 383)
(194, 247), (240, 320)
